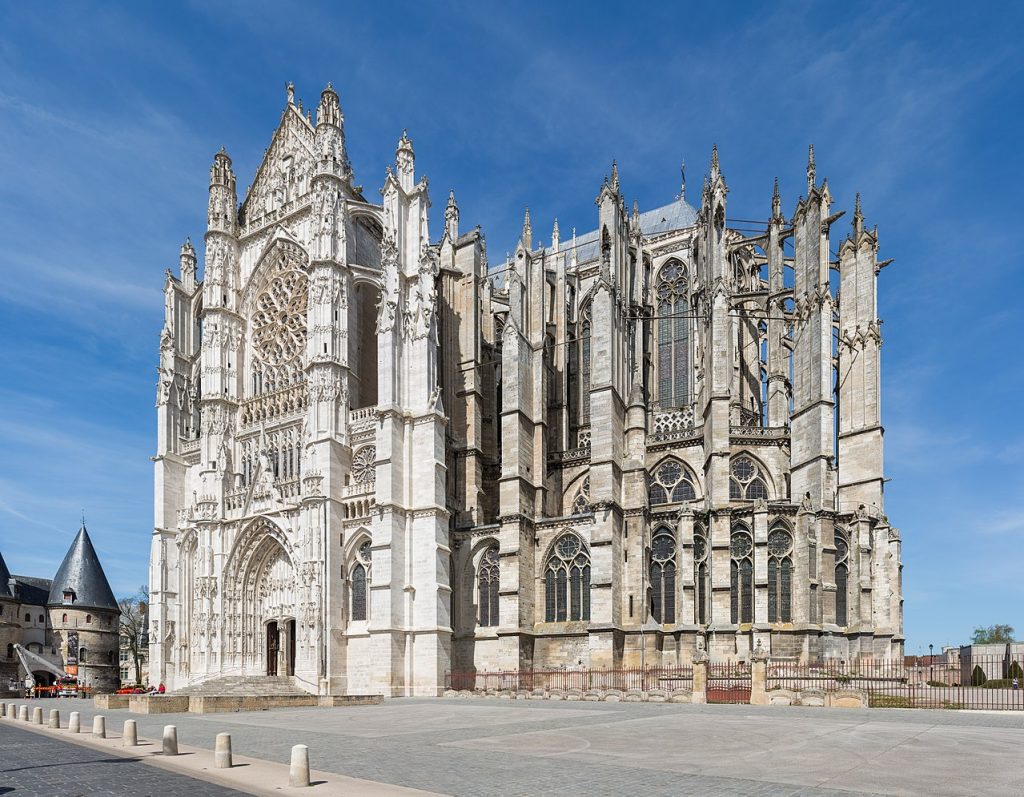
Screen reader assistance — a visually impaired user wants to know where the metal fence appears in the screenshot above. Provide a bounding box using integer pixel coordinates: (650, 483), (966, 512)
(708, 661), (751, 704)
(446, 665), (693, 693)
(769, 655), (1024, 710)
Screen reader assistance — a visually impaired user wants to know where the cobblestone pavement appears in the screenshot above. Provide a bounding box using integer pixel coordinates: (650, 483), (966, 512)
(0, 721), (249, 797)
(7, 698), (1024, 796)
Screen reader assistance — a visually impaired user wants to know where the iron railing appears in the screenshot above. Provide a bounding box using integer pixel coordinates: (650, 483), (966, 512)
(446, 665), (693, 693)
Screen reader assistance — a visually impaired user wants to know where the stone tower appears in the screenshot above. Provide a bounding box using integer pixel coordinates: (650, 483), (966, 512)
(47, 526), (120, 692)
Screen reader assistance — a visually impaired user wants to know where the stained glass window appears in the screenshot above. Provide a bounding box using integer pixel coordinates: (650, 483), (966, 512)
(648, 459), (697, 506)
(730, 455), (770, 501)
(545, 533), (591, 622)
(656, 260), (689, 408)
(650, 528), (677, 624)
(478, 546), (500, 627)
(730, 529), (754, 624)
(767, 527), (792, 622)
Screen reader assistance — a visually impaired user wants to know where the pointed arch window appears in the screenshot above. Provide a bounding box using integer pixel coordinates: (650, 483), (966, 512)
(648, 459), (696, 505)
(729, 456), (769, 501)
(693, 530), (710, 625)
(478, 546), (500, 627)
(350, 541), (371, 622)
(650, 528), (676, 624)
(835, 532), (849, 627)
(656, 261), (690, 408)
(730, 529), (753, 624)
(545, 533), (591, 622)
(767, 527), (793, 623)
(570, 477), (591, 515)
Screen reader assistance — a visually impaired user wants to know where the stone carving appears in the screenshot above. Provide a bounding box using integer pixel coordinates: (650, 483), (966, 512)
(377, 231), (400, 332)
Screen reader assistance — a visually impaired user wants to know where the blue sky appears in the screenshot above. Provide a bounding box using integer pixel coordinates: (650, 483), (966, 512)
(0, 2), (1020, 652)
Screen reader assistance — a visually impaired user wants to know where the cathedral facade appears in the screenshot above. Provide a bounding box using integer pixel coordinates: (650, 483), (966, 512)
(149, 83), (903, 697)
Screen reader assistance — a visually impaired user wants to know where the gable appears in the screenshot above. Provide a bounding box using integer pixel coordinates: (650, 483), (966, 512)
(240, 107), (315, 229)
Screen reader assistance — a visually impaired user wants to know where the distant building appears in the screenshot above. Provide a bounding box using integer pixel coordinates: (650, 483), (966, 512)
(0, 526), (120, 693)
(960, 643), (1024, 683)
(150, 82), (903, 697)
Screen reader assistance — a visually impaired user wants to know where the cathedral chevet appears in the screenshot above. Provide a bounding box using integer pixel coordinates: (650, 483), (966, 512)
(150, 83), (903, 697)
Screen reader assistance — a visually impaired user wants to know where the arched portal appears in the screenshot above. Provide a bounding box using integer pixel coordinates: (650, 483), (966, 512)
(225, 521), (300, 676)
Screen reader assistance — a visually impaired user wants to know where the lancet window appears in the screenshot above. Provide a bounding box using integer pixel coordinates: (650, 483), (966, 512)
(730, 528), (754, 624)
(544, 533), (591, 623)
(656, 260), (690, 408)
(568, 303), (592, 429)
(767, 527), (793, 623)
(650, 527), (677, 624)
(694, 529), (709, 625)
(729, 455), (769, 501)
(350, 540), (371, 622)
(477, 546), (500, 628)
(648, 459), (696, 505)
(835, 532), (849, 627)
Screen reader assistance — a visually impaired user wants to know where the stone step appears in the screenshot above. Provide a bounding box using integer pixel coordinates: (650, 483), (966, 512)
(174, 676), (309, 697)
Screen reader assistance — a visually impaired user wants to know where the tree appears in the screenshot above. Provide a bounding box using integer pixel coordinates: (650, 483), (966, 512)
(118, 586), (149, 687)
(971, 625), (1016, 645)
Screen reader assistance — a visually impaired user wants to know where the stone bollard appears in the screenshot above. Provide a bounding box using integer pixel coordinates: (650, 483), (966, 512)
(0, 702), (6, 718)
(32, 706), (43, 724)
(215, 733), (232, 768)
(162, 724), (178, 756)
(289, 744), (310, 787)
(7, 703), (16, 719)
(93, 715), (106, 738)
(48, 709), (60, 729)
(18, 705), (28, 721)
(123, 719), (138, 747)
(69, 711), (81, 733)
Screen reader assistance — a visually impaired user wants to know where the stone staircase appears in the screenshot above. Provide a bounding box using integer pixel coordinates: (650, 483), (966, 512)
(174, 675), (310, 697)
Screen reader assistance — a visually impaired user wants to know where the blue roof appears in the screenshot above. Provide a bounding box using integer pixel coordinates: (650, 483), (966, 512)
(558, 198), (698, 265)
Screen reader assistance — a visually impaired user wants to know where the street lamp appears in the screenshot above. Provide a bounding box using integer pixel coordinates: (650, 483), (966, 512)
(929, 644), (934, 684)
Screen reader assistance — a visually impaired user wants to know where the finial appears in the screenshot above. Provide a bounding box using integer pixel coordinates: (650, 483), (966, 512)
(286, 82), (295, 105)
(552, 217), (559, 239)
(610, 160), (619, 191)
(807, 144), (816, 192)
(523, 206), (531, 234)
(772, 176), (782, 221)
(710, 144), (719, 174)
(853, 192), (864, 236)
(679, 160), (686, 201)
(81, 509), (86, 527)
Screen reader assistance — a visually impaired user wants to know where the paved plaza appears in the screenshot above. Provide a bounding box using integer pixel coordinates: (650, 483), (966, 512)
(0, 721), (248, 797)
(4, 697), (1023, 796)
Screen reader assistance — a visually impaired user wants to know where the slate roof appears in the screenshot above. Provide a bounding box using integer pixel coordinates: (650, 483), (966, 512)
(0, 550), (12, 598)
(46, 526), (118, 611)
(12, 576), (52, 607)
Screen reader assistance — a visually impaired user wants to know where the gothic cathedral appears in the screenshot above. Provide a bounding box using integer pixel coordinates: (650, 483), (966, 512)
(150, 83), (903, 697)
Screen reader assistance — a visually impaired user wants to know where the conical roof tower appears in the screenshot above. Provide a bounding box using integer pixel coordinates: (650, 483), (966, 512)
(46, 526), (118, 611)
(0, 549), (12, 598)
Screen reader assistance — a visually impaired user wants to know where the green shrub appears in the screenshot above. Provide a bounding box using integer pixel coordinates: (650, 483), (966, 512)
(926, 680), (949, 687)
(970, 665), (987, 686)
(1008, 661), (1023, 681)
(981, 679), (1013, 689)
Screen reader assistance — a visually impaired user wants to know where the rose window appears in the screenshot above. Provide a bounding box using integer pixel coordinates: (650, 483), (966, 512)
(352, 446), (376, 484)
(252, 255), (308, 372)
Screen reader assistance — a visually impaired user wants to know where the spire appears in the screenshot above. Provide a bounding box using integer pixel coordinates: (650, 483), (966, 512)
(444, 190), (459, 241)
(771, 177), (782, 222)
(395, 129), (415, 189)
(46, 525), (118, 611)
(179, 237), (197, 287)
(630, 199), (641, 237)
(610, 160), (620, 193)
(521, 207), (532, 249)
(552, 218), (560, 252)
(806, 144), (816, 194)
(316, 82), (341, 128)
(853, 192), (864, 237)
(710, 144), (720, 178)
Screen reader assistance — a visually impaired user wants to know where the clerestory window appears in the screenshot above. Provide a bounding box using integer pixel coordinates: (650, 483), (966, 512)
(648, 459), (696, 505)
(656, 261), (690, 408)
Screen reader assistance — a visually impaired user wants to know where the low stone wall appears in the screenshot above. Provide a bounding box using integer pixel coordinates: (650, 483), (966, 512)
(444, 687), (696, 703)
(188, 694), (319, 713)
(93, 694), (130, 710)
(766, 687), (869, 708)
(129, 695), (190, 714)
(318, 694), (383, 707)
